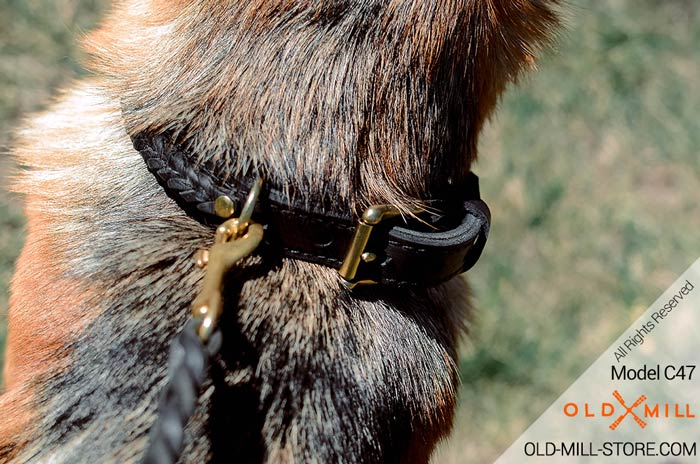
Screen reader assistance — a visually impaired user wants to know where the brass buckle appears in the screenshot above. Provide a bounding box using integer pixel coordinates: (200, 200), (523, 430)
(339, 204), (421, 289)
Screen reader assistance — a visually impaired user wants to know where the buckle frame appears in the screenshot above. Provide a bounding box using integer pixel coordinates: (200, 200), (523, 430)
(339, 204), (422, 289)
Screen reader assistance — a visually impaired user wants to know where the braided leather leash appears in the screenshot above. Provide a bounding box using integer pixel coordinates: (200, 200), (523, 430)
(142, 320), (222, 464)
(142, 180), (265, 464)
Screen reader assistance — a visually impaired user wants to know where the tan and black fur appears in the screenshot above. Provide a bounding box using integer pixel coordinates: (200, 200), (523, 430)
(1, 1), (559, 462)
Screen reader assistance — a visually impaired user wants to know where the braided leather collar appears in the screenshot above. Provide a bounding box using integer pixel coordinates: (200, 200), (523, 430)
(131, 131), (490, 287)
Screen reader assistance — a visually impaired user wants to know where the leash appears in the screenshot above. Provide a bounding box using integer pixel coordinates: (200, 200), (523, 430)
(143, 180), (264, 464)
(141, 319), (221, 464)
(132, 130), (492, 462)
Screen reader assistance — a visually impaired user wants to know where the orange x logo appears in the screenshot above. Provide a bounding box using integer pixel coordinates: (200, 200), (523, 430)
(609, 390), (647, 430)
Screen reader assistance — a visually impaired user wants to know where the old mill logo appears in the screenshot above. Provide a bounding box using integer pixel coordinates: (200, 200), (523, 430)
(609, 391), (647, 430)
(563, 390), (696, 430)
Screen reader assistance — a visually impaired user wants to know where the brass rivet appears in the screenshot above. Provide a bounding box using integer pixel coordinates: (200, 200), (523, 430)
(361, 252), (377, 263)
(214, 195), (235, 218)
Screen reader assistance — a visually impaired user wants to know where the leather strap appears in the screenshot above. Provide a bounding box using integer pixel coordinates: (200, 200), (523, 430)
(131, 131), (490, 287)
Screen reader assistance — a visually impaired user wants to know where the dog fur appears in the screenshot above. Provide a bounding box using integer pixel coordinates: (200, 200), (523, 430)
(1, 1), (558, 462)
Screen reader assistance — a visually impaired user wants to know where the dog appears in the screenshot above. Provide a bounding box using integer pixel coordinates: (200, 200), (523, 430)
(1, 1), (559, 462)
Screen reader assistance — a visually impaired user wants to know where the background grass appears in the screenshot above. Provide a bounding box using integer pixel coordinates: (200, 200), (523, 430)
(1, 1), (698, 463)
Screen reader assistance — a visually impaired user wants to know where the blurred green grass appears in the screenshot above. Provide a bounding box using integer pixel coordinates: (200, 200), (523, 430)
(0, 1), (698, 463)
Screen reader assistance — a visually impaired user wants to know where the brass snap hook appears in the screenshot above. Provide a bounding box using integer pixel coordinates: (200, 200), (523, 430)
(191, 177), (265, 341)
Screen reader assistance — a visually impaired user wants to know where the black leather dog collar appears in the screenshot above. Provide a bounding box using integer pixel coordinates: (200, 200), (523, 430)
(132, 131), (490, 287)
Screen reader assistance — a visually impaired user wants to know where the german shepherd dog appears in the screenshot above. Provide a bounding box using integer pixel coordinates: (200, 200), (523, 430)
(1, 1), (558, 462)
